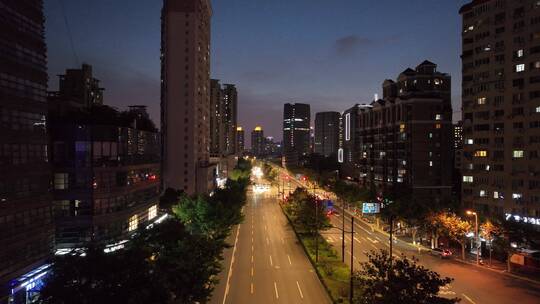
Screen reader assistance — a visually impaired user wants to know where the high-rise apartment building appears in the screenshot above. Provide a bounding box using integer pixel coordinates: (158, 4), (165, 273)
(314, 111), (340, 158)
(344, 61), (453, 205)
(161, 0), (215, 195)
(283, 103), (310, 167)
(0, 0), (54, 301)
(460, 0), (540, 219)
(236, 126), (245, 153)
(341, 104), (372, 177)
(210, 80), (238, 156)
(48, 64), (103, 111)
(210, 79), (222, 155)
(251, 126), (265, 157)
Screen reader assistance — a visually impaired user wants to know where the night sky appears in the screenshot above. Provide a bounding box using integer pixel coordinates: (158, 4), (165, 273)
(45, 0), (469, 145)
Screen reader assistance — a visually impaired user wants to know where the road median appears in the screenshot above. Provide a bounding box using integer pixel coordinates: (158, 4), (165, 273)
(279, 201), (351, 304)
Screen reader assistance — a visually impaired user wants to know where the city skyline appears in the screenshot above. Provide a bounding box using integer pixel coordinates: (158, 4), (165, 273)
(45, 0), (469, 144)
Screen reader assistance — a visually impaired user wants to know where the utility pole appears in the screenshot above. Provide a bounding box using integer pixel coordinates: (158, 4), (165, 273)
(389, 215), (393, 262)
(349, 216), (354, 303)
(341, 200), (345, 263)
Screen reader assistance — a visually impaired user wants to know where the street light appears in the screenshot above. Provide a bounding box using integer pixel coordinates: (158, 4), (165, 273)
(466, 210), (479, 265)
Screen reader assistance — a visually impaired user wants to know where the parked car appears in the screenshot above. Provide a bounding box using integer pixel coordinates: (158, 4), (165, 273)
(430, 248), (452, 259)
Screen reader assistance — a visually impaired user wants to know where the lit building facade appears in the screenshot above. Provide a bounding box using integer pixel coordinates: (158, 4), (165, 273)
(283, 103), (310, 167)
(48, 67), (161, 250)
(209, 79), (237, 156)
(314, 111), (341, 158)
(251, 126), (265, 157)
(344, 61), (453, 205)
(0, 0), (54, 301)
(460, 0), (540, 218)
(236, 126), (245, 154)
(161, 0), (215, 195)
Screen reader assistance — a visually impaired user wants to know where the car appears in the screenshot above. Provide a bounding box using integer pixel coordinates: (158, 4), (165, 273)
(430, 248), (452, 259)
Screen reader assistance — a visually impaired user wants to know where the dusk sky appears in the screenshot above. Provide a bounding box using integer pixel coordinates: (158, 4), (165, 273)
(45, 0), (468, 145)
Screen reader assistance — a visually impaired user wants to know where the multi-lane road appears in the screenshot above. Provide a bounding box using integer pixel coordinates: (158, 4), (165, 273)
(211, 184), (331, 304)
(281, 169), (540, 304)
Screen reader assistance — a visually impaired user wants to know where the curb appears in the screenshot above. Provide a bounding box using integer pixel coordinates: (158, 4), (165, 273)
(453, 257), (540, 286)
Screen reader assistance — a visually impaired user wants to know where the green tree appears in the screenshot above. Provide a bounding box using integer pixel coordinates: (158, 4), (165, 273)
(354, 250), (459, 304)
(286, 188), (330, 234)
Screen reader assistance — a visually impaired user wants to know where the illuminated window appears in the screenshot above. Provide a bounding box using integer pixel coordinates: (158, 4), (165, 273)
(434, 79), (441, 85)
(54, 173), (69, 190)
(429, 161), (433, 167)
(480, 190), (487, 197)
(516, 64), (525, 73)
(474, 150), (488, 157)
(516, 49), (524, 58)
(435, 114), (442, 120)
(148, 205), (157, 220)
(428, 133), (433, 138)
(513, 150), (524, 158)
(536, 106), (540, 113)
(463, 176), (474, 183)
(466, 139), (474, 144)
(494, 191), (500, 199)
(399, 124), (406, 133)
(128, 215), (138, 232)
(435, 124), (441, 129)
(477, 97), (487, 105)
(512, 193), (522, 199)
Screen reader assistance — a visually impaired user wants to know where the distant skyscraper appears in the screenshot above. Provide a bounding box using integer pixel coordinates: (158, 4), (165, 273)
(0, 0), (54, 301)
(283, 103), (310, 167)
(251, 126), (265, 157)
(222, 84), (238, 155)
(236, 127), (245, 153)
(210, 80), (238, 157)
(161, 0), (215, 195)
(314, 112), (340, 158)
(460, 0), (540, 218)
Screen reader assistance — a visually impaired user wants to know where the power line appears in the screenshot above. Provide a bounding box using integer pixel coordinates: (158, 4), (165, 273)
(58, 0), (80, 66)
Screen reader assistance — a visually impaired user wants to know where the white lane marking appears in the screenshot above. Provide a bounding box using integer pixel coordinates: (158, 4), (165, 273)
(366, 237), (378, 244)
(274, 282), (279, 299)
(269, 255), (273, 266)
(251, 267), (254, 276)
(266, 237), (270, 245)
(296, 281), (304, 299)
(251, 283), (254, 294)
(222, 224), (241, 304)
(287, 254), (292, 265)
(251, 255), (254, 263)
(462, 294), (477, 304)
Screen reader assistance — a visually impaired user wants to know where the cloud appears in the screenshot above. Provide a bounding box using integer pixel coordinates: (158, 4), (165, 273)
(334, 35), (375, 56)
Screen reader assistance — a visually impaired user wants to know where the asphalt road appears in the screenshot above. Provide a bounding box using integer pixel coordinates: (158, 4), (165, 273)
(280, 170), (540, 304)
(210, 184), (331, 304)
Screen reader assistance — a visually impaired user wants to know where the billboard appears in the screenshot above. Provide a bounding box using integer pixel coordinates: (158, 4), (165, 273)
(362, 202), (380, 214)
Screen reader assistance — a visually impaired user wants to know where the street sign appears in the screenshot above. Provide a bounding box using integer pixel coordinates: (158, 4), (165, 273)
(362, 202), (380, 214)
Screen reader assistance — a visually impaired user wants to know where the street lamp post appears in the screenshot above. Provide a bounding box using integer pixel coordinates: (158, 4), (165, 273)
(315, 198), (319, 263)
(466, 210), (479, 265)
(349, 215), (354, 303)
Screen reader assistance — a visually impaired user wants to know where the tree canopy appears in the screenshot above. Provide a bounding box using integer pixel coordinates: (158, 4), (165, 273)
(354, 250), (459, 304)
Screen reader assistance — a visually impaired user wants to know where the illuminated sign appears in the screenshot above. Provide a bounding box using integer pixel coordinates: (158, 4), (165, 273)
(338, 148), (343, 163)
(362, 202), (380, 214)
(345, 113), (351, 141)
